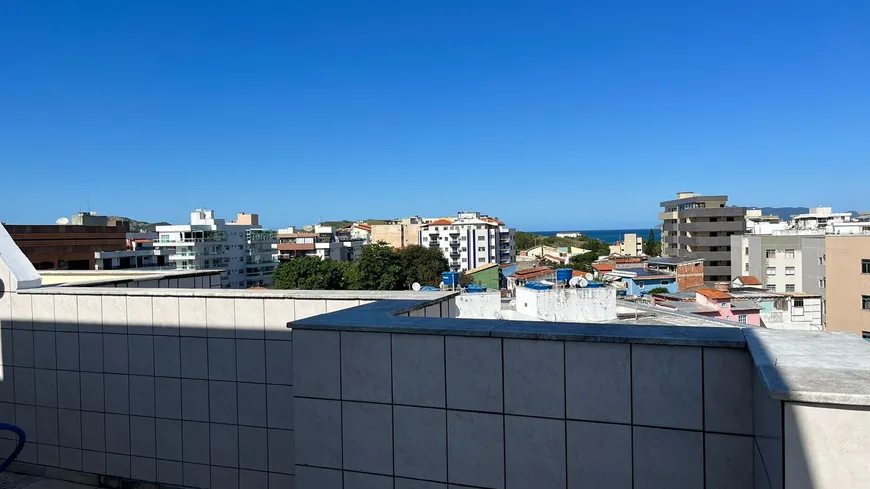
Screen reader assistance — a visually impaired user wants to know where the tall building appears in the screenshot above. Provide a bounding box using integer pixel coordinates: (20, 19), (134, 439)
(419, 211), (515, 272)
(824, 235), (870, 337)
(608, 233), (644, 256)
(659, 192), (746, 282)
(154, 209), (277, 289)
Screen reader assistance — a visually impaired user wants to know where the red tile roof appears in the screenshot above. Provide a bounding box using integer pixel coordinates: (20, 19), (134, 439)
(735, 276), (762, 285)
(593, 263), (614, 272)
(542, 254), (564, 263)
(697, 288), (732, 300)
(422, 219), (454, 227)
(353, 223), (372, 231)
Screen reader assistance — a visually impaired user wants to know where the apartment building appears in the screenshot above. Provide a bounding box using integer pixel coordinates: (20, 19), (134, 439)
(275, 225), (363, 262)
(419, 211), (516, 272)
(659, 192), (746, 281)
(731, 234), (826, 296)
(93, 232), (171, 270)
(609, 232), (644, 256)
(824, 235), (870, 337)
(371, 216), (423, 248)
(153, 209), (277, 288)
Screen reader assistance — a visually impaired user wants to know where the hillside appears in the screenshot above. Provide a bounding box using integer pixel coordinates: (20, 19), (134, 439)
(108, 216), (171, 232)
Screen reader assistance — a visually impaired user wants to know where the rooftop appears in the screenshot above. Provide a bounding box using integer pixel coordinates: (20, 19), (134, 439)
(697, 288), (732, 300)
(734, 275), (762, 285)
(647, 256), (705, 266)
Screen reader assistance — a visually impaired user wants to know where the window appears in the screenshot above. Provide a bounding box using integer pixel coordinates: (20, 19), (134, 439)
(794, 298), (804, 307)
(478, 258), (486, 262)
(766, 284), (777, 292)
(660, 280), (669, 286)
(461, 258), (467, 262)
(785, 284), (795, 292)
(863, 332), (870, 341)
(819, 279), (825, 288)
(738, 315), (747, 324)
(819, 257), (824, 266)
(422, 237), (427, 242)
(862, 260), (870, 274)
(478, 236), (485, 241)
(785, 249), (795, 259)
(766, 250), (776, 259)
(745, 263), (749, 272)
(478, 247), (486, 252)
(766, 267), (776, 276)
(785, 267), (795, 276)
(863, 295), (870, 311)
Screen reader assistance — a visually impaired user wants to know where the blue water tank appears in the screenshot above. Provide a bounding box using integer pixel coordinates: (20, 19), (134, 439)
(524, 281), (553, 291)
(441, 271), (460, 286)
(556, 268), (573, 283)
(466, 284), (487, 293)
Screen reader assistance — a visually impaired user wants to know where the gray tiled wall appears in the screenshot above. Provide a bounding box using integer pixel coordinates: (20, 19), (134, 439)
(0, 291), (369, 488)
(293, 330), (756, 489)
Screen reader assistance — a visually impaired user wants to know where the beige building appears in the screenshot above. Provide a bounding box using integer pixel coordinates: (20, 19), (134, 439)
(824, 235), (870, 337)
(371, 221), (421, 248)
(608, 233), (644, 256)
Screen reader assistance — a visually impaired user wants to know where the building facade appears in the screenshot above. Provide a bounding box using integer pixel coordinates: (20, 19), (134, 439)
(730, 234), (826, 297)
(154, 209), (277, 289)
(5, 220), (129, 270)
(646, 257), (705, 291)
(419, 211), (516, 272)
(608, 233), (644, 256)
(824, 235), (870, 337)
(94, 232), (171, 270)
(370, 217), (423, 249)
(275, 226), (363, 262)
(659, 192), (746, 281)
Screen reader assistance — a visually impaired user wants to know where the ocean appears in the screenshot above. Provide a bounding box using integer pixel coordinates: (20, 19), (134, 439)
(532, 229), (661, 244)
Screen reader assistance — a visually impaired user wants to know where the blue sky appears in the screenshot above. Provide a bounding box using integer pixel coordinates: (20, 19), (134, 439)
(1, 1), (868, 230)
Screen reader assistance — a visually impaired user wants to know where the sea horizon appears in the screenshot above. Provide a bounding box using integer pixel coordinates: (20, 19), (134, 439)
(529, 228), (662, 244)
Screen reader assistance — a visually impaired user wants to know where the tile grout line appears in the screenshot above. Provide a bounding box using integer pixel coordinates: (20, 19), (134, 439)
(443, 335), (449, 486)
(630, 344), (634, 489)
(701, 347), (706, 489)
(338, 331), (345, 489)
(501, 337), (506, 489)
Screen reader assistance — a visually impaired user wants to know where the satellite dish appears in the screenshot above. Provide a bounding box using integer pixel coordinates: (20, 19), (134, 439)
(569, 277), (582, 288)
(585, 273), (594, 281)
(412, 282), (421, 291)
(56, 217), (69, 225)
(579, 278), (589, 288)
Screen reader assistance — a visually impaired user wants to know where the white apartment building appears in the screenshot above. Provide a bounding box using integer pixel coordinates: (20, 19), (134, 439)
(94, 232), (173, 271)
(154, 210), (277, 289)
(791, 206), (853, 231)
(419, 211), (516, 272)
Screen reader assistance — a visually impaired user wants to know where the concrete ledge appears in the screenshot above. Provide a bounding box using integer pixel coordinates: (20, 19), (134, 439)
(745, 328), (870, 406)
(291, 298), (747, 347)
(17, 286), (459, 301)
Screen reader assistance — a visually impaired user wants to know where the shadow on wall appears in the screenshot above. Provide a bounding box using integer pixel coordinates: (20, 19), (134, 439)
(0, 299), (297, 489)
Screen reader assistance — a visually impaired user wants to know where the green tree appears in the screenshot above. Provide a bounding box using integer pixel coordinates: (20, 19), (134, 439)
(643, 228), (663, 257)
(568, 251), (601, 272)
(398, 245), (449, 288)
(347, 242), (404, 290)
(459, 272), (476, 286)
(272, 257), (350, 290)
(647, 287), (670, 294)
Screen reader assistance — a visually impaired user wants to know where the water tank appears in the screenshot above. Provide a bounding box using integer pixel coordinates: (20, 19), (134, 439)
(524, 281), (553, 291)
(441, 271), (460, 286)
(556, 268), (573, 283)
(465, 284), (487, 293)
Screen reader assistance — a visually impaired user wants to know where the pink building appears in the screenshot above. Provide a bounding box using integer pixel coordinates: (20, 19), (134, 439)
(694, 288), (761, 326)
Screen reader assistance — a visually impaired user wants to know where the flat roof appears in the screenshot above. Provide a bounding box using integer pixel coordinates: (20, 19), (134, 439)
(647, 257), (705, 266)
(660, 195), (729, 206)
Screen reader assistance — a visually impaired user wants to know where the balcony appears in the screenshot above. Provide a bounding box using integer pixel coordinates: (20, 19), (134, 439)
(449, 240), (460, 247)
(1, 225), (869, 489)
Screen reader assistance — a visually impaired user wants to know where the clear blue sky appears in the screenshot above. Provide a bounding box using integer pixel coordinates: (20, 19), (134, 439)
(2, 1), (868, 230)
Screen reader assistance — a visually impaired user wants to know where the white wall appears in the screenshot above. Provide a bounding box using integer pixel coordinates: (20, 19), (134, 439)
(516, 287), (617, 322)
(455, 292), (502, 319)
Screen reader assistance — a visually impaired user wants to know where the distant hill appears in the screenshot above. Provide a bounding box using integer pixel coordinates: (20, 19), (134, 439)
(754, 207), (859, 222)
(108, 216), (171, 232)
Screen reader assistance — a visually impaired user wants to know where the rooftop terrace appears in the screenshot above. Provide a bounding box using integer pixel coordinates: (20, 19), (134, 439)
(1, 223), (869, 488)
